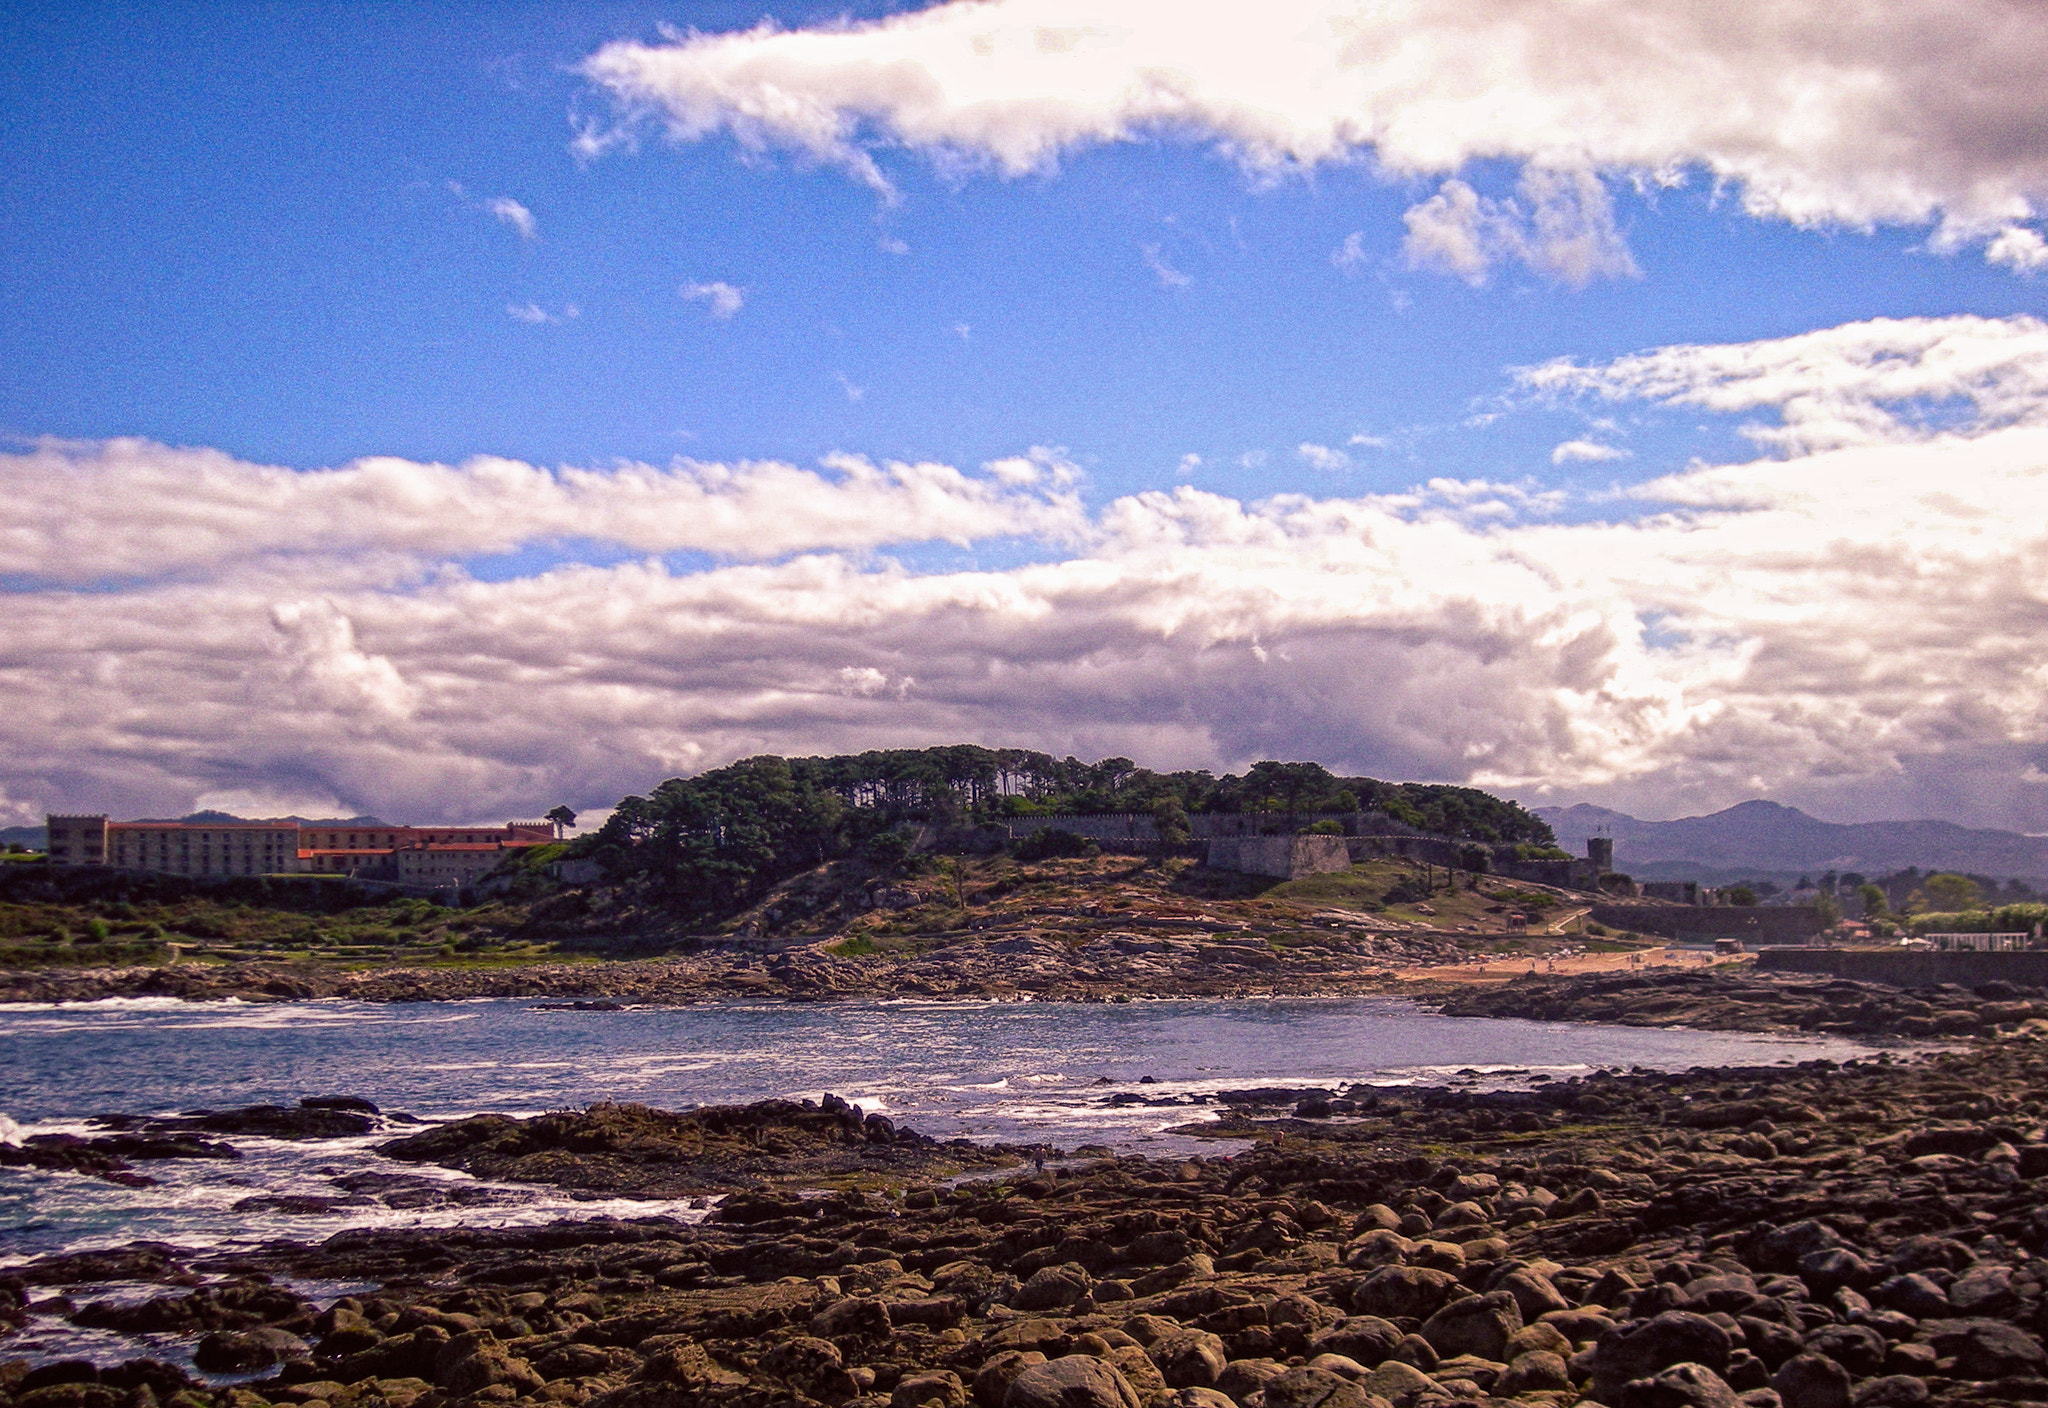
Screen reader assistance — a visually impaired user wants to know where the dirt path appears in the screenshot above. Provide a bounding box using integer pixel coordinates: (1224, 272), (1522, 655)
(1394, 943), (1749, 984)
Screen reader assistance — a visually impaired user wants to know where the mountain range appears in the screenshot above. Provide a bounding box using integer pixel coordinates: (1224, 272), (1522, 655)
(1536, 800), (2048, 887)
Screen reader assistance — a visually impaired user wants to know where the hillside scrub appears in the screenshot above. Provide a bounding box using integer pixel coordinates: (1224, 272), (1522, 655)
(573, 745), (1551, 930)
(1907, 901), (2048, 935)
(0, 872), (543, 968)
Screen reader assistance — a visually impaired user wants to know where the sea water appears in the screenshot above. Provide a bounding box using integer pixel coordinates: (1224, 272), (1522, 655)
(0, 994), (1885, 1268)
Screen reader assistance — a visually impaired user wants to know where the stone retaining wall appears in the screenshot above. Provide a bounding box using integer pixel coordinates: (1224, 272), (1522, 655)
(1757, 946), (2048, 985)
(1207, 835), (1353, 879)
(1592, 904), (1825, 941)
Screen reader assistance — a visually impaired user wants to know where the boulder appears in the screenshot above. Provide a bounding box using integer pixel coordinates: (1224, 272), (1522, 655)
(1215, 1359), (1288, 1402)
(1590, 1312), (1734, 1403)
(1945, 1265), (2014, 1315)
(975, 1352), (1047, 1408)
(1872, 1274), (1948, 1319)
(1346, 1265), (1458, 1321)
(636, 1342), (747, 1395)
(1768, 1353), (1851, 1408)
(894, 1369), (969, 1408)
(436, 1339), (543, 1398)
(1256, 1366), (1385, 1408)
(1920, 1317), (2048, 1380)
(1506, 1322), (1573, 1359)
(1803, 1326), (1884, 1378)
(192, 1328), (309, 1373)
(1355, 1361), (1433, 1403)
(1620, 1362), (1742, 1408)
(1002, 1356), (1142, 1408)
(1493, 1267), (1571, 1320)
(1101, 1346), (1167, 1402)
(1418, 1292), (1522, 1361)
(1498, 1350), (1572, 1395)
(1147, 1330), (1228, 1388)
(1341, 1231), (1413, 1270)
(1307, 1317), (1400, 1367)
(1012, 1264), (1095, 1313)
(1883, 1235), (1977, 1275)
(1798, 1250), (1872, 1298)
(812, 1296), (893, 1339)
(1304, 1355), (1367, 1381)
(1850, 1377), (1928, 1406)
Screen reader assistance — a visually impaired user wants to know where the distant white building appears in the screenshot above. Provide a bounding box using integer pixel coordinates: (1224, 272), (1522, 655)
(44, 814), (552, 881)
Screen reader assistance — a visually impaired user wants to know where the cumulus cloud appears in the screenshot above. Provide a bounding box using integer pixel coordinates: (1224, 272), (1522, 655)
(488, 197), (537, 240)
(681, 280), (745, 318)
(1296, 442), (1351, 472)
(1521, 313), (2048, 451)
(1987, 225), (2048, 272)
(577, 0), (2048, 269)
(1403, 170), (1637, 286)
(15, 314), (2048, 829)
(1551, 439), (1629, 464)
(0, 440), (1087, 584)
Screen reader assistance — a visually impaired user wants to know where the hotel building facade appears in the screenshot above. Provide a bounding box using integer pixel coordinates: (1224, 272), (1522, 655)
(44, 815), (553, 882)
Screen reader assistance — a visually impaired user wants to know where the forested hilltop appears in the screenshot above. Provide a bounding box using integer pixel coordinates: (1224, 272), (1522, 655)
(571, 745), (1551, 926)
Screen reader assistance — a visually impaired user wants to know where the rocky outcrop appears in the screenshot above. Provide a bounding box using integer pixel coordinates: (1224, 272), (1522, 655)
(1435, 967), (2048, 1038)
(378, 1097), (1023, 1195)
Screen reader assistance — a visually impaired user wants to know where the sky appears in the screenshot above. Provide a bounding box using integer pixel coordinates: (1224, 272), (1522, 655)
(3, 0), (2048, 830)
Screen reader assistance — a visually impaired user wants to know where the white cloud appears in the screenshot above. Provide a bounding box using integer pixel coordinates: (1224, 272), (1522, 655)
(507, 302), (579, 325)
(953, 322), (972, 340)
(1987, 225), (2048, 273)
(681, 280), (745, 319)
(1177, 453), (1202, 476)
(1551, 439), (1630, 464)
(835, 371), (866, 402)
(18, 315), (2048, 829)
(1330, 231), (1369, 272)
(1141, 243), (1191, 288)
(1403, 170), (1637, 286)
(488, 197), (537, 240)
(1296, 442), (1351, 472)
(578, 0), (2048, 271)
(0, 439), (1087, 583)
(1520, 313), (2048, 451)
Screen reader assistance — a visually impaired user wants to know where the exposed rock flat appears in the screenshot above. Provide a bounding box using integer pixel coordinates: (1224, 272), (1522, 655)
(1434, 967), (2048, 1039)
(14, 1032), (2048, 1408)
(379, 1098), (1024, 1196)
(0, 928), (1470, 1007)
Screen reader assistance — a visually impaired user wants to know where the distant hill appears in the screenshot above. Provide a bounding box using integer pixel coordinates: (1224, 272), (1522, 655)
(1, 824), (44, 851)
(1536, 800), (2048, 885)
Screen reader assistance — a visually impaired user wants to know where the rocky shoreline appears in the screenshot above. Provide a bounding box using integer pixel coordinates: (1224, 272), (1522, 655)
(8, 990), (2048, 1408)
(6, 957), (2046, 1047)
(1434, 969), (2048, 1041)
(0, 933), (1472, 1008)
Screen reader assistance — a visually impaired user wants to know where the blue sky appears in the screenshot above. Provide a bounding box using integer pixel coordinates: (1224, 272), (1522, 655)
(5, 0), (2048, 829)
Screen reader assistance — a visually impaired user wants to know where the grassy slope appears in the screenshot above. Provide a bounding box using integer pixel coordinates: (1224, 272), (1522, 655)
(0, 887), (554, 970)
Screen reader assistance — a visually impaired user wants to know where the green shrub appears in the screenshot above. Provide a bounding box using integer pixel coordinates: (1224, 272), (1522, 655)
(1014, 828), (1099, 861)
